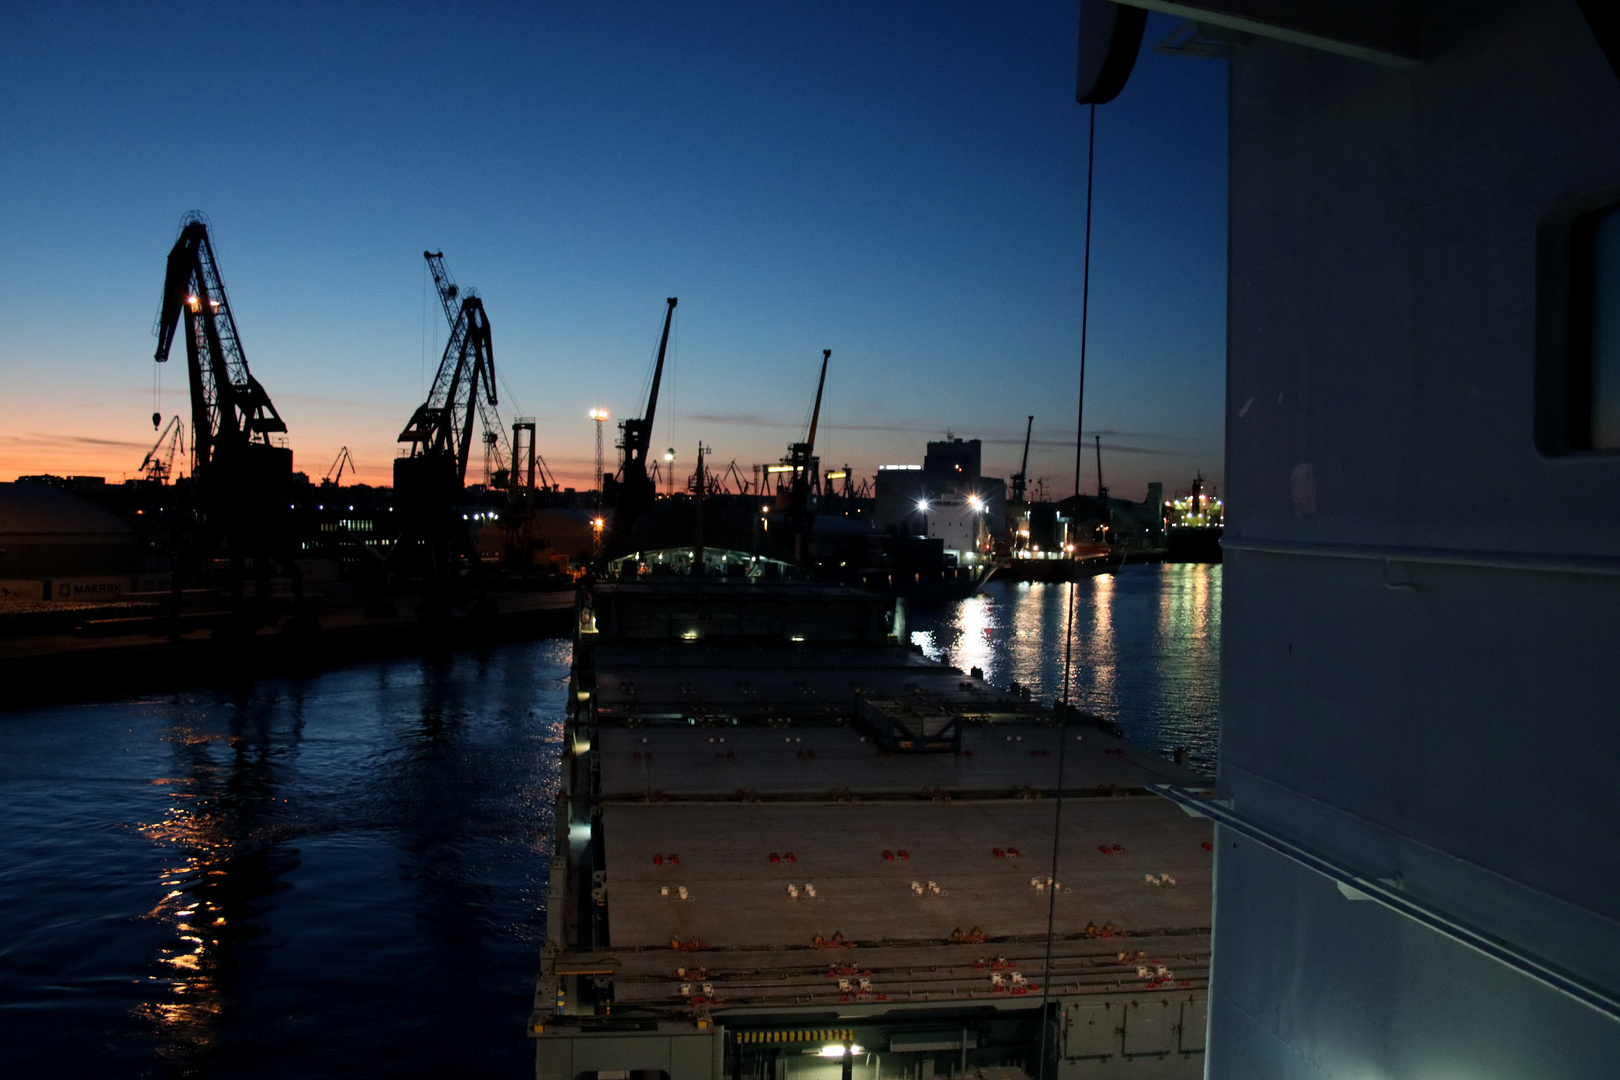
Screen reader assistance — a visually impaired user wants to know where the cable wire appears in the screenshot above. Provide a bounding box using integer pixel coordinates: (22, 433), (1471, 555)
(1039, 99), (1097, 1080)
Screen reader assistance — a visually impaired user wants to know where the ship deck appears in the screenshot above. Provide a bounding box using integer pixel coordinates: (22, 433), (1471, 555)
(536, 581), (1215, 1078)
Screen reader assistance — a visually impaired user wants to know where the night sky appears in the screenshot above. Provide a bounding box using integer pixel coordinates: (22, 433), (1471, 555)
(0, 2), (1227, 499)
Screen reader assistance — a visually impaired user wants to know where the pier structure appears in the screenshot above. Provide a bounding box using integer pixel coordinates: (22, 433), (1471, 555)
(535, 579), (1213, 1079)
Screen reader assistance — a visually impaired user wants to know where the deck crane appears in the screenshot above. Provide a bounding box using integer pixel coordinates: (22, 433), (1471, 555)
(153, 214), (305, 627)
(603, 297), (677, 548)
(138, 415), (186, 485)
(385, 251), (501, 606)
(1010, 415), (1034, 504)
(785, 350), (830, 560)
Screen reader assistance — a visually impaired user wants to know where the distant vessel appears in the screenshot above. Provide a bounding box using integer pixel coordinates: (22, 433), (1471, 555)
(1163, 472), (1222, 564)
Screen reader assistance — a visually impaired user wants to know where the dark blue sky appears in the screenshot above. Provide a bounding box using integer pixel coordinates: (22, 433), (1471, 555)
(0, 1), (1227, 496)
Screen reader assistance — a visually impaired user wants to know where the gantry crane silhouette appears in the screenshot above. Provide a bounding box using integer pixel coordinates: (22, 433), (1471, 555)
(152, 213), (307, 631)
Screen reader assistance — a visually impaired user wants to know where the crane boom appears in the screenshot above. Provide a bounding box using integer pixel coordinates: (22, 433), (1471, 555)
(805, 349), (830, 458)
(424, 251), (462, 327)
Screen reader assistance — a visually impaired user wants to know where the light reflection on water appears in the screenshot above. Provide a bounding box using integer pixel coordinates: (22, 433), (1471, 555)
(908, 563), (1221, 770)
(0, 639), (570, 1079)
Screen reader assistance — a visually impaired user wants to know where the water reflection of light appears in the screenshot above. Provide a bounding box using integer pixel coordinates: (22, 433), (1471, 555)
(1083, 573), (1117, 713)
(951, 595), (997, 681)
(910, 628), (938, 659)
(903, 567), (1222, 771)
(133, 709), (295, 1069)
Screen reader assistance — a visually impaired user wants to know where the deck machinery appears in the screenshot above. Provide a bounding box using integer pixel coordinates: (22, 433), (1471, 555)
(535, 579), (1216, 1080)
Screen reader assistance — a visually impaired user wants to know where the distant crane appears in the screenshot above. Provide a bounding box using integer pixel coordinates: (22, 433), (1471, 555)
(386, 250), (500, 608)
(690, 441), (711, 565)
(785, 350), (830, 560)
(152, 214), (305, 627)
(721, 460), (752, 497)
(1095, 433), (1111, 541)
(602, 297), (677, 548)
(1010, 415), (1034, 504)
(324, 446), (356, 486)
(138, 415), (186, 485)
(1095, 433), (1107, 501)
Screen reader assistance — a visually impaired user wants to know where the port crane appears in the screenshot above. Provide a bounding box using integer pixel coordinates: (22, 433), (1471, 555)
(153, 214), (305, 626)
(720, 460), (752, 497)
(603, 297), (677, 548)
(386, 251), (501, 606)
(1010, 415), (1034, 504)
(1095, 433), (1111, 541)
(324, 446), (355, 487)
(784, 350), (830, 560)
(138, 415), (186, 485)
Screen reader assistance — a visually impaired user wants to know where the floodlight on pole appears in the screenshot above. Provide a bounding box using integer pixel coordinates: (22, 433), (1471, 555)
(589, 409), (608, 495)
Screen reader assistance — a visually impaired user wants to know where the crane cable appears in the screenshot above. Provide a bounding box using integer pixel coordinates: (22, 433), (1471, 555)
(1039, 100), (1097, 1080)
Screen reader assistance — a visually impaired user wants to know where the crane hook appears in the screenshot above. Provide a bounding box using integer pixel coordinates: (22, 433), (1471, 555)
(153, 411), (162, 430)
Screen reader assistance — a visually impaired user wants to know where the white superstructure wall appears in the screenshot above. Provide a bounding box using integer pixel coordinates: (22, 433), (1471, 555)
(1214, 1), (1620, 1076)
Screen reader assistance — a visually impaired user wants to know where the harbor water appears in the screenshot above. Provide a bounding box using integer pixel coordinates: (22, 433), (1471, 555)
(0, 563), (1217, 1078)
(908, 564), (1221, 772)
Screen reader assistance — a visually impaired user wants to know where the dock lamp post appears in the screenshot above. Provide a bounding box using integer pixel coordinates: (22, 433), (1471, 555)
(915, 498), (930, 538)
(664, 448), (675, 497)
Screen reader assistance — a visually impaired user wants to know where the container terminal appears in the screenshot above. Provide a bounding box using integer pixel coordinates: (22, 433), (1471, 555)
(534, 576), (1214, 1079)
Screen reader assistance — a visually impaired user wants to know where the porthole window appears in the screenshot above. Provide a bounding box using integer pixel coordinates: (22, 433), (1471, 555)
(1570, 204), (1620, 449)
(1536, 186), (1620, 454)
